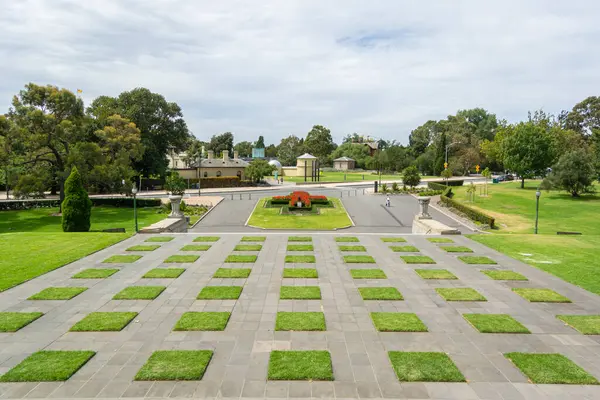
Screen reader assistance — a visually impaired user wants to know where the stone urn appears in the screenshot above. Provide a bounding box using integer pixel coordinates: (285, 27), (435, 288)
(417, 196), (432, 220)
(168, 195), (184, 218)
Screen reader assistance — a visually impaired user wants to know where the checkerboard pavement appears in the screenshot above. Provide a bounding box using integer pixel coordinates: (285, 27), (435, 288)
(1, 233), (600, 399)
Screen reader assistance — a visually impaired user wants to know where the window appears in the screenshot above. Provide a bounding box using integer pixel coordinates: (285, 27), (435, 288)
(237, 171), (242, 178)
(216, 171), (222, 177)
(175, 161), (178, 168)
(203, 172), (208, 178)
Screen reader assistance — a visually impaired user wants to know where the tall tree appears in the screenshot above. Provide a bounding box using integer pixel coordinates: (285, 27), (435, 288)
(265, 144), (277, 158)
(0, 116), (20, 199)
(545, 149), (595, 197)
(8, 83), (85, 203)
(234, 141), (254, 158)
(565, 96), (600, 135)
(181, 137), (208, 166)
(87, 88), (190, 177)
(277, 135), (304, 166)
(208, 132), (234, 155)
(255, 135), (265, 149)
(408, 120), (436, 157)
(456, 108), (498, 141)
(304, 125), (336, 164)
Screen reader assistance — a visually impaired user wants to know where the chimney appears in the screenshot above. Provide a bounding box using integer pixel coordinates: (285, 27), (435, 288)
(223, 150), (229, 161)
(234, 151), (239, 160)
(207, 150), (214, 160)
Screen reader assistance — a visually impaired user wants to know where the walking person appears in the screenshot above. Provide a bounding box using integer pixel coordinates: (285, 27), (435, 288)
(386, 195), (391, 207)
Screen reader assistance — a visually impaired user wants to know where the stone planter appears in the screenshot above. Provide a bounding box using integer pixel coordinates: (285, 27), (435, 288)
(168, 195), (184, 218)
(417, 196), (432, 220)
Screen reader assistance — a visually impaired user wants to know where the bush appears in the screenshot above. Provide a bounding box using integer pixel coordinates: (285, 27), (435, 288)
(440, 195), (495, 228)
(61, 167), (92, 232)
(427, 182), (447, 191)
(402, 166), (421, 189)
(381, 183), (388, 193)
(391, 182), (399, 192)
(165, 173), (186, 196)
(0, 197), (161, 211)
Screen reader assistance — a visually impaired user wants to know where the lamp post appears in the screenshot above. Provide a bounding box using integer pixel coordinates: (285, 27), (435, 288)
(132, 183), (138, 233)
(445, 142), (461, 166)
(534, 189), (541, 234)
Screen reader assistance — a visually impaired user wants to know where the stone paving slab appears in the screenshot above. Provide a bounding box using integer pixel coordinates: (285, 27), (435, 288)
(1, 233), (600, 399)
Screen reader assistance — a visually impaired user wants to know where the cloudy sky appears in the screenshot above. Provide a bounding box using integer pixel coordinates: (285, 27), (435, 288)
(1, 1), (599, 145)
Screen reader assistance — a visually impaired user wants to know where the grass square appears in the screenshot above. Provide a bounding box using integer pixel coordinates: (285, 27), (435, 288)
(72, 269), (119, 279)
(135, 350), (213, 381)
(197, 286), (243, 300)
(504, 353), (598, 384)
(213, 268), (251, 278)
(193, 236), (220, 242)
(415, 269), (457, 280)
(338, 245), (367, 252)
(113, 286), (165, 300)
(234, 244), (263, 251)
(0, 312), (43, 332)
(268, 351), (333, 380)
(557, 315), (600, 335)
(388, 352), (465, 382)
(145, 236), (174, 242)
(280, 286), (321, 300)
(143, 268), (185, 279)
(335, 237), (359, 242)
(288, 236), (312, 242)
(275, 312), (326, 331)
(103, 255), (142, 264)
(283, 268), (318, 278)
(381, 237), (407, 243)
(241, 236), (266, 242)
(458, 256), (497, 265)
(287, 244), (314, 251)
(343, 255), (375, 263)
(427, 238), (455, 244)
(174, 312), (231, 331)
(482, 270), (528, 281)
(390, 245), (420, 252)
(285, 255), (316, 263)
(70, 312), (138, 332)
(512, 288), (571, 303)
(359, 287), (403, 300)
(401, 255), (436, 264)
(436, 288), (486, 302)
(181, 245), (211, 251)
(164, 255), (199, 263)
(225, 254), (257, 263)
(463, 314), (530, 333)
(126, 245), (160, 252)
(371, 313), (428, 332)
(0, 351), (95, 382)
(441, 246), (473, 253)
(350, 269), (387, 279)
(28, 287), (87, 300)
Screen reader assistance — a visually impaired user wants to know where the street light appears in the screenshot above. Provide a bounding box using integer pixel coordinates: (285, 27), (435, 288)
(534, 189), (541, 234)
(445, 142), (462, 166)
(132, 183), (138, 233)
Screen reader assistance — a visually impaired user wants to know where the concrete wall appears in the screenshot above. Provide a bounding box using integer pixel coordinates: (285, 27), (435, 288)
(334, 160), (355, 170)
(175, 167), (246, 180)
(281, 167), (298, 177)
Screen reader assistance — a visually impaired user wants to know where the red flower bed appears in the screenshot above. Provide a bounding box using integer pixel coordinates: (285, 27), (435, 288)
(270, 192), (328, 208)
(290, 191), (311, 208)
(309, 195), (327, 201)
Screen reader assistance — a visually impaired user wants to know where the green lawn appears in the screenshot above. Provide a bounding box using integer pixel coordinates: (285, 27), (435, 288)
(282, 171), (434, 183)
(72, 268), (119, 279)
(70, 312), (137, 332)
(441, 246), (473, 253)
(436, 288), (486, 302)
(126, 245), (160, 252)
(0, 312), (43, 332)
(0, 232), (128, 292)
(350, 269), (387, 279)
(288, 236), (312, 242)
(143, 268), (185, 279)
(557, 315), (600, 335)
(181, 245), (211, 251)
(174, 312), (231, 331)
(280, 286), (321, 300)
(197, 286), (243, 300)
(427, 238), (454, 244)
(225, 254), (258, 263)
(0, 206), (165, 234)
(213, 268), (251, 278)
(113, 286), (165, 300)
(401, 255), (436, 264)
(335, 237), (359, 242)
(469, 234), (600, 295)
(0, 351), (95, 382)
(482, 270), (528, 281)
(381, 237), (407, 243)
(452, 181), (600, 234)
(463, 314), (530, 334)
(285, 255), (316, 263)
(234, 244), (263, 251)
(457, 256), (496, 265)
(268, 351), (333, 380)
(415, 269), (457, 280)
(343, 255), (376, 263)
(28, 287), (87, 300)
(338, 245), (366, 252)
(103, 255), (142, 264)
(359, 287), (403, 300)
(371, 313), (428, 332)
(287, 244), (314, 252)
(283, 268), (318, 278)
(164, 255), (199, 263)
(248, 198), (353, 230)
(388, 352), (465, 382)
(504, 353), (598, 384)
(193, 236), (220, 242)
(512, 288), (571, 303)
(241, 236), (266, 242)
(146, 236), (174, 242)
(275, 312), (326, 331)
(135, 350), (213, 381)
(390, 245), (420, 252)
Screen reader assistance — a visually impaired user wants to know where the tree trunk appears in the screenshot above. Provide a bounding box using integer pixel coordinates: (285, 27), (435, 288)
(572, 191), (580, 197)
(58, 178), (65, 212)
(521, 177), (525, 189)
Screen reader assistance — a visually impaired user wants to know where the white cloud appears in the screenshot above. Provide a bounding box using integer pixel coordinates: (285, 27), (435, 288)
(1, 0), (599, 145)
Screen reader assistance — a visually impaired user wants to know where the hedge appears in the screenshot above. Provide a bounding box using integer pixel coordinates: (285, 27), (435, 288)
(428, 180), (464, 188)
(440, 195), (495, 228)
(427, 182), (447, 191)
(0, 197), (161, 211)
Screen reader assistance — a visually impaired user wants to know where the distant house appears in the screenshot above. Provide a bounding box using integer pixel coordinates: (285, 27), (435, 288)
(174, 150), (250, 180)
(333, 157), (356, 171)
(352, 141), (378, 156)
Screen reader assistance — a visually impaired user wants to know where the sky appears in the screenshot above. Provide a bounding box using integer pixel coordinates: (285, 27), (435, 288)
(1, 0), (599, 145)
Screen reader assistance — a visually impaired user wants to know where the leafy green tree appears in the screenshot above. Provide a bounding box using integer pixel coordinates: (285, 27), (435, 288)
(245, 159), (275, 183)
(277, 135), (304, 166)
(234, 141), (254, 158)
(181, 138), (208, 166)
(61, 166), (92, 232)
(255, 135), (265, 148)
(265, 144), (277, 158)
(331, 142), (370, 169)
(165, 172), (187, 196)
(408, 120), (436, 157)
(9, 83), (85, 204)
(87, 88), (190, 177)
(441, 167), (453, 184)
(0, 116), (21, 199)
(434, 132), (447, 175)
(456, 108), (498, 142)
(304, 125), (336, 164)
(545, 149), (595, 197)
(402, 165), (421, 189)
(501, 121), (556, 188)
(208, 132), (234, 155)
(565, 96), (600, 135)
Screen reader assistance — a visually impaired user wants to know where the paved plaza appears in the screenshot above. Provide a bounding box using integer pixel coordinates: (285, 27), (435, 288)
(1, 233), (600, 399)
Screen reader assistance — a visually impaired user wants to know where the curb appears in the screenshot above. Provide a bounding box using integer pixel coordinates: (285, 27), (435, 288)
(190, 197), (224, 229)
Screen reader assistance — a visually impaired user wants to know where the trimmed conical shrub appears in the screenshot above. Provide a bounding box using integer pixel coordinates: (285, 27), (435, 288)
(61, 167), (92, 232)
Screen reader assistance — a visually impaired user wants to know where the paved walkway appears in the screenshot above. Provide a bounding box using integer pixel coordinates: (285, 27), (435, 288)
(1, 233), (600, 399)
